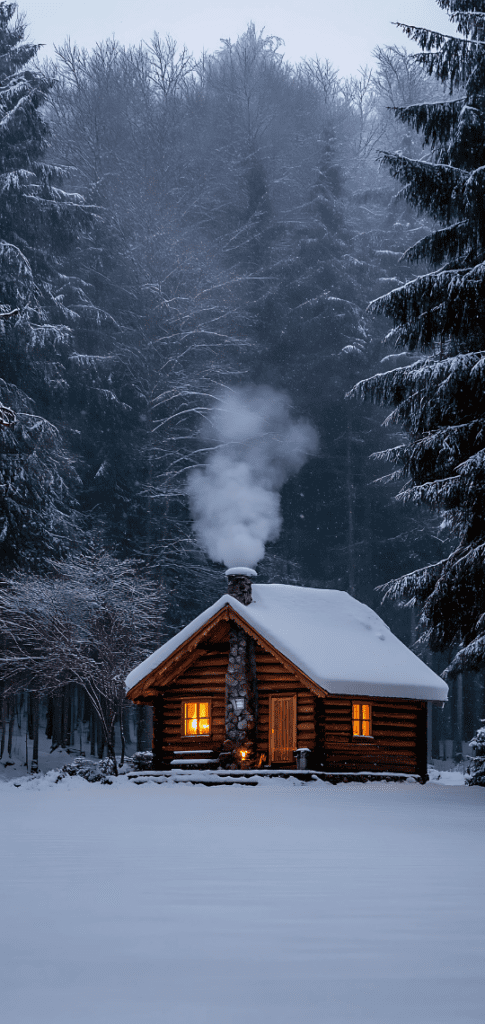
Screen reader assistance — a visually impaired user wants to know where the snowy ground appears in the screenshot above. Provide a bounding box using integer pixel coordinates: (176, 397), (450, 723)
(1, 776), (484, 1024)
(0, 724), (141, 781)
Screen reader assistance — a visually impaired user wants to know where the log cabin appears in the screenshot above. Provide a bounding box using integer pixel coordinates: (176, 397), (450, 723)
(125, 568), (448, 778)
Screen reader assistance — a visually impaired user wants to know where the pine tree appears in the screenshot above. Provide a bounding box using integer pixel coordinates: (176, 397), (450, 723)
(350, 1), (485, 681)
(466, 723), (485, 784)
(0, 1), (94, 567)
(46, 32), (263, 603)
(249, 55), (437, 607)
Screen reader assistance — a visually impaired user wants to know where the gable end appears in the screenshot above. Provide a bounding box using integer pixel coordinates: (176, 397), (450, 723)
(126, 604), (328, 703)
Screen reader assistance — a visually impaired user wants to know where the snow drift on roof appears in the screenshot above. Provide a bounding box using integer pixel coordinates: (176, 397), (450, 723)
(125, 584), (448, 701)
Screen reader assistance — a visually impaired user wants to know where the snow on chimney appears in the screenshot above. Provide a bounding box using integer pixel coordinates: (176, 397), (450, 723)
(224, 566), (257, 606)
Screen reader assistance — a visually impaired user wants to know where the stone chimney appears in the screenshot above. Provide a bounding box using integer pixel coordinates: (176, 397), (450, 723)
(224, 566), (257, 605)
(221, 567), (258, 768)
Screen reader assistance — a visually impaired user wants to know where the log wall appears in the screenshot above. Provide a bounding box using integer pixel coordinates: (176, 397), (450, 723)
(322, 696), (426, 775)
(253, 646), (316, 761)
(157, 642), (228, 763)
(150, 627), (426, 774)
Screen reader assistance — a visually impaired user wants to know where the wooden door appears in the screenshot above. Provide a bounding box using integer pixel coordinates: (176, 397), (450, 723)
(270, 695), (297, 763)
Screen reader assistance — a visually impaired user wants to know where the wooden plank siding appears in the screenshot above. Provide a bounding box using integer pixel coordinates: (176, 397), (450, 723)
(322, 696), (426, 774)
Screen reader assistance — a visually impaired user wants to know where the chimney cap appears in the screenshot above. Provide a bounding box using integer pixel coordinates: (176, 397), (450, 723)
(224, 566), (257, 577)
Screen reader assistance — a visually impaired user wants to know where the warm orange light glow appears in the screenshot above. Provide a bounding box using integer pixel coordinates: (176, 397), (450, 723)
(239, 749), (248, 760)
(184, 701), (211, 736)
(352, 704), (360, 736)
(352, 703), (371, 737)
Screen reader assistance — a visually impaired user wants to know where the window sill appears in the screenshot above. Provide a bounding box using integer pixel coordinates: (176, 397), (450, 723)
(352, 735), (374, 740)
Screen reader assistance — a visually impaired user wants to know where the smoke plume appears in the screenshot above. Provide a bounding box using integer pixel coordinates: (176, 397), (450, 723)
(187, 386), (319, 568)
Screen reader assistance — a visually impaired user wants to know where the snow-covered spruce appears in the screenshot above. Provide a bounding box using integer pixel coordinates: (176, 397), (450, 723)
(349, 2), (485, 681)
(0, 2), (121, 570)
(466, 725), (485, 786)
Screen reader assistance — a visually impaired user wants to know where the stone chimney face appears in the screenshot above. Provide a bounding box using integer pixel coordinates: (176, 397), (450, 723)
(224, 566), (257, 606)
(220, 567), (258, 768)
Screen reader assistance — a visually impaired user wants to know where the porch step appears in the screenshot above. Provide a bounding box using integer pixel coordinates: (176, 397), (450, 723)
(170, 759), (219, 767)
(172, 750), (214, 756)
(170, 749), (218, 769)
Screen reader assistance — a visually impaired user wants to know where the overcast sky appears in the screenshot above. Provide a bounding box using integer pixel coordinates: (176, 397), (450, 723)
(23, 0), (452, 76)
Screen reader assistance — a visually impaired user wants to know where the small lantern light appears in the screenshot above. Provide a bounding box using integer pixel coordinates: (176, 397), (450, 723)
(239, 749), (248, 760)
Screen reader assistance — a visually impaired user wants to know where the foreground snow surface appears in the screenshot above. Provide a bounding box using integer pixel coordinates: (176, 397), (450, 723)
(1, 778), (484, 1024)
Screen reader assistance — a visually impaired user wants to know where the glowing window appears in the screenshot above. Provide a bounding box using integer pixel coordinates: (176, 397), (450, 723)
(352, 703), (372, 737)
(184, 701), (211, 736)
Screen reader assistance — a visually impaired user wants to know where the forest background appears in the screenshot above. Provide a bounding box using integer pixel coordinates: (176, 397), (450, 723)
(0, 1), (476, 770)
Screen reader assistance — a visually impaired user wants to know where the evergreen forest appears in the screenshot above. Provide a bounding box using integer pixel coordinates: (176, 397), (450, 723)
(1, 0), (484, 774)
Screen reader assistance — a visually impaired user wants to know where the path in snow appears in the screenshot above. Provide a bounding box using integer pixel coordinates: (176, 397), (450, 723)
(1, 777), (484, 1024)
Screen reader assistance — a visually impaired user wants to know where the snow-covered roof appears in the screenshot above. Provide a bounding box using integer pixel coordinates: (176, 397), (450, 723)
(125, 584), (448, 701)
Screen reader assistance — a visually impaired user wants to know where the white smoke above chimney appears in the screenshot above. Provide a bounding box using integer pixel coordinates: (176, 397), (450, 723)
(186, 386), (319, 568)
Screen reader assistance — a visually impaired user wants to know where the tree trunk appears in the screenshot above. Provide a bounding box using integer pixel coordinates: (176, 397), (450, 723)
(137, 704), (149, 751)
(31, 692), (39, 772)
(107, 729), (118, 776)
(90, 706), (96, 756)
(51, 691), (62, 750)
(454, 672), (463, 762)
(0, 693), (6, 759)
(27, 689), (34, 740)
(122, 703), (132, 745)
(45, 695), (53, 739)
(16, 692), (23, 730)
(7, 697), (15, 757)
(152, 699), (164, 768)
(346, 408), (355, 597)
(62, 686), (70, 748)
(71, 683), (77, 749)
(107, 741), (118, 775)
(119, 707), (125, 767)
(431, 701), (440, 760)
(97, 717), (104, 758)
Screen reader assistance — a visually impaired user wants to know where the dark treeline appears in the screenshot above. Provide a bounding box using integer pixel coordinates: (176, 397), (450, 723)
(0, 3), (480, 768)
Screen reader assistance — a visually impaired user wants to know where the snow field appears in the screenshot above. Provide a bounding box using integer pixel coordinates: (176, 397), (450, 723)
(1, 778), (484, 1024)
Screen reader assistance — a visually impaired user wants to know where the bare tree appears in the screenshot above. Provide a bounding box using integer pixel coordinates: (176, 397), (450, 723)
(44, 36), (252, 585)
(0, 549), (163, 772)
(0, 404), (15, 427)
(371, 45), (447, 154)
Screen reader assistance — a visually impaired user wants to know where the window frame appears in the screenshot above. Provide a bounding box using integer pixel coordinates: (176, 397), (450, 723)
(351, 702), (373, 739)
(182, 699), (212, 738)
